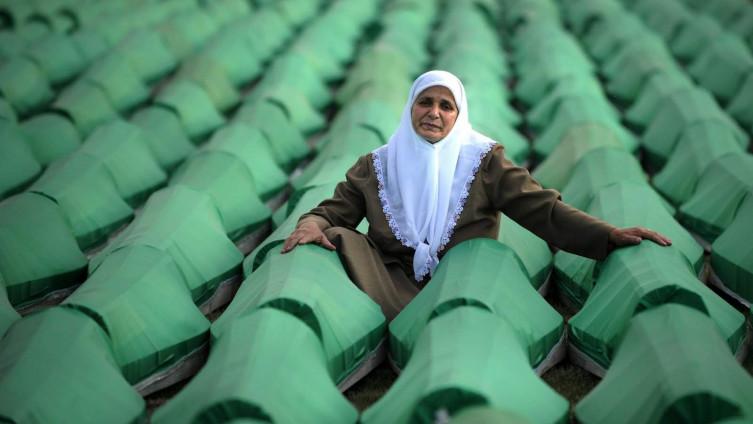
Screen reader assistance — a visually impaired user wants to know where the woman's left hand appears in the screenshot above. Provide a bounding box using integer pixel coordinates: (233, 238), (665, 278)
(609, 227), (673, 248)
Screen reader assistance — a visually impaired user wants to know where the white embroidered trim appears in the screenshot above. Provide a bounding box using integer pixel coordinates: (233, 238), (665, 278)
(372, 142), (495, 281)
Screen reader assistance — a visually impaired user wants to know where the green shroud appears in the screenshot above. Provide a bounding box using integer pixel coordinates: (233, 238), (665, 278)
(679, 152), (753, 241)
(247, 86), (325, 135)
(24, 34), (86, 85)
(258, 54), (332, 109)
(0, 97), (15, 122)
(670, 15), (723, 63)
(0, 192), (87, 307)
(0, 277), (19, 337)
(0, 122), (41, 198)
(653, 120), (743, 205)
(528, 80), (617, 131)
(389, 239), (562, 370)
(171, 152), (271, 240)
(364, 307), (568, 424)
(81, 53), (149, 112)
(555, 182), (703, 307)
(52, 81), (118, 137)
(202, 123), (287, 200)
(726, 73), (753, 128)
(0, 57), (53, 116)
(0, 307), (146, 423)
(712, 192), (753, 303)
(153, 308), (358, 424)
(193, 32), (262, 87)
(155, 79), (226, 141)
(91, 186), (243, 304)
(29, 153), (134, 250)
(178, 58), (240, 112)
(64, 245), (209, 384)
(687, 34), (753, 104)
(213, 245), (385, 384)
(623, 71), (693, 131)
(159, 9), (219, 60)
(130, 106), (195, 170)
(450, 407), (531, 424)
(116, 29), (177, 82)
(532, 123), (623, 191)
(576, 304), (753, 424)
(78, 120), (167, 206)
(569, 242), (745, 369)
(20, 113), (82, 166)
(497, 214), (552, 289)
(640, 87), (747, 168)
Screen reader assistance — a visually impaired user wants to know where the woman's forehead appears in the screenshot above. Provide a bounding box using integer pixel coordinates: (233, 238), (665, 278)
(414, 85), (456, 103)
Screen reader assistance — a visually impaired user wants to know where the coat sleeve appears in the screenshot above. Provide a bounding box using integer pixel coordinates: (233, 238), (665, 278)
(297, 155), (369, 231)
(482, 145), (616, 260)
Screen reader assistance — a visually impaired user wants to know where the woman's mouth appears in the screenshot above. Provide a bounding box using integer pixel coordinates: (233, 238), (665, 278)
(421, 123), (441, 131)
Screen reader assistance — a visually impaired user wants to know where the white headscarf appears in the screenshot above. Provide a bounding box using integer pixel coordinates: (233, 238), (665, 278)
(372, 70), (495, 281)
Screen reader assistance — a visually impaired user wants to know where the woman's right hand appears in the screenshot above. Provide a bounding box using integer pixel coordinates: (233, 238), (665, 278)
(281, 221), (336, 253)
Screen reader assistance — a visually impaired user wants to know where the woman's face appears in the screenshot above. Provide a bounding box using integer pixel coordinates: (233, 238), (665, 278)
(411, 85), (458, 143)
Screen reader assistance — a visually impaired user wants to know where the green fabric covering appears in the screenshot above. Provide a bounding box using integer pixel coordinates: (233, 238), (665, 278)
(600, 34), (670, 80)
(70, 29), (110, 64)
(559, 148), (660, 212)
(0, 57), (53, 116)
(248, 87), (326, 135)
(275, 0), (319, 27)
(154, 308), (358, 424)
(726, 72), (753, 128)
(635, 1), (692, 42)
(233, 100), (309, 169)
(64, 245), (209, 384)
(575, 304), (753, 424)
(514, 47), (594, 106)
(584, 14), (644, 64)
(497, 215), (552, 289)
(178, 59), (240, 112)
(116, 29), (177, 82)
(474, 122), (528, 165)
(679, 153), (753, 242)
(389, 239), (562, 370)
(0, 281), (19, 337)
(82, 53), (150, 113)
(641, 87), (747, 168)
(234, 9), (292, 61)
(532, 97), (636, 159)
(671, 15), (723, 63)
(688, 34), (753, 104)
(569, 242), (744, 369)
(193, 32), (263, 86)
(0, 122), (41, 198)
(203, 0), (253, 25)
(20, 113), (81, 166)
(171, 152), (271, 240)
(52, 81), (118, 137)
(245, 184), (337, 274)
(364, 307), (569, 424)
(605, 49), (679, 103)
(202, 123), (287, 200)
(528, 79), (617, 131)
(712, 192), (753, 303)
(291, 153), (358, 195)
(213, 245), (385, 383)
(336, 46), (413, 106)
(450, 407), (531, 424)
(0, 97), (16, 122)
(262, 54), (333, 109)
(0, 32), (25, 61)
(329, 99), (401, 145)
(623, 71), (694, 131)
(0, 307), (146, 424)
(0, 192), (87, 307)
(564, 0), (623, 36)
(533, 123), (623, 191)
(29, 154), (133, 250)
(653, 121), (744, 205)
(157, 9), (219, 60)
(91, 186), (242, 304)
(316, 123), (383, 165)
(24, 34), (87, 85)
(287, 45), (344, 82)
(155, 80), (225, 141)
(130, 106), (195, 171)
(78, 120), (167, 206)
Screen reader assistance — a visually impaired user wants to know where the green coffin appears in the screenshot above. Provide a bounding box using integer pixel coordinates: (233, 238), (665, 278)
(363, 307), (569, 424)
(29, 153), (133, 250)
(261, 54), (332, 109)
(653, 120), (744, 205)
(202, 122), (288, 200)
(0, 307), (146, 424)
(569, 242), (745, 370)
(389, 239), (562, 370)
(712, 192), (753, 303)
(726, 72), (753, 128)
(91, 186), (242, 304)
(52, 81), (118, 138)
(575, 304), (753, 423)
(63, 245), (209, 384)
(623, 71), (694, 131)
(24, 34), (87, 85)
(678, 152), (753, 241)
(170, 151), (271, 240)
(0, 280), (19, 337)
(687, 34), (753, 104)
(0, 122), (41, 199)
(116, 28), (177, 82)
(192, 33), (262, 86)
(78, 120), (167, 206)
(0, 192), (87, 307)
(247, 87), (326, 136)
(153, 308), (358, 424)
(20, 113), (82, 166)
(670, 15), (723, 63)
(213, 245), (385, 384)
(177, 59), (240, 113)
(155, 80), (225, 141)
(130, 106), (195, 171)
(81, 53), (150, 113)
(0, 57), (53, 117)
(497, 215), (553, 290)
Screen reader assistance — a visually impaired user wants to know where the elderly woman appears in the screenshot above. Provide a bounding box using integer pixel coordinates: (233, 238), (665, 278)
(282, 70), (671, 320)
